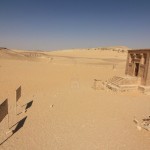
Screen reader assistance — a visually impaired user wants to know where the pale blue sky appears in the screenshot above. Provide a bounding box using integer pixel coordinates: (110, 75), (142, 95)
(0, 0), (150, 50)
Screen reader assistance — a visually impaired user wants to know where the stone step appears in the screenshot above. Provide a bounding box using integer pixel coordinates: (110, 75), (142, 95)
(106, 76), (139, 92)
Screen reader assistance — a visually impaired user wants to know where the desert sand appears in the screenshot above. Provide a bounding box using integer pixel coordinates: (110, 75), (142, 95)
(0, 48), (150, 150)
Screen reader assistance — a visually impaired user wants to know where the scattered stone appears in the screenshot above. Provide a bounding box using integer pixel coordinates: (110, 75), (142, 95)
(50, 104), (54, 108)
(93, 79), (105, 90)
(134, 116), (150, 131)
(137, 125), (142, 131)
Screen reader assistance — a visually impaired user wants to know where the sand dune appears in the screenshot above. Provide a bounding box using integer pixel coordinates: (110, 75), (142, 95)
(1, 48), (150, 150)
(0, 48), (50, 61)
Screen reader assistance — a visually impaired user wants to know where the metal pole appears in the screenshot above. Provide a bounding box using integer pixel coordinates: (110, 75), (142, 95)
(7, 114), (9, 129)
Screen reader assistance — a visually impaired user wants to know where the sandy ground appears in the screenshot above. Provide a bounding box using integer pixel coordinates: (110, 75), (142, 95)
(0, 49), (150, 150)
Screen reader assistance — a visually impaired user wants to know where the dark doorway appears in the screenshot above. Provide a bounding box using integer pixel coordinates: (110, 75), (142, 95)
(135, 63), (139, 76)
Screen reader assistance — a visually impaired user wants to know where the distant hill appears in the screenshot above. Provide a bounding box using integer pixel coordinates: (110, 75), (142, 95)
(0, 48), (50, 60)
(87, 46), (130, 52)
(0, 47), (8, 50)
(0, 46), (130, 60)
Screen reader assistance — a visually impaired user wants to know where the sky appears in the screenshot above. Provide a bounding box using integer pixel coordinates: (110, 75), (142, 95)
(0, 0), (150, 50)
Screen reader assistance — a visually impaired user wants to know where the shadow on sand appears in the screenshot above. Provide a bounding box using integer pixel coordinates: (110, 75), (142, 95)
(23, 100), (33, 110)
(0, 116), (27, 145)
(17, 100), (33, 115)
